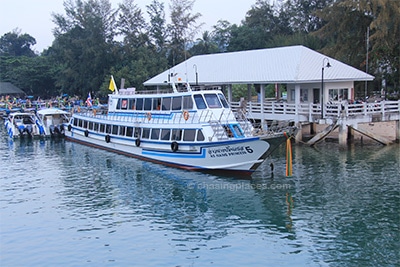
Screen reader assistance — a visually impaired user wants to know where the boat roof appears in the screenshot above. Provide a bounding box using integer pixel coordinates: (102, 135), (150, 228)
(37, 108), (69, 115)
(109, 88), (223, 97)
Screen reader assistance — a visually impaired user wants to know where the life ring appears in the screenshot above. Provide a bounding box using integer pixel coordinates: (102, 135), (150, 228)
(146, 112), (152, 121)
(171, 141), (179, 152)
(68, 124), (72, 131)
(183, 110), (189, 121)
(135, 138), (141, 147)
(105, 134), (111, 143)
(84, 130), (89, 137)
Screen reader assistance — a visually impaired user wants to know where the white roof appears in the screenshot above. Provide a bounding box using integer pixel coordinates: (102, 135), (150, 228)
(37, 108), (69, 115)
(144, 45), (374, 86)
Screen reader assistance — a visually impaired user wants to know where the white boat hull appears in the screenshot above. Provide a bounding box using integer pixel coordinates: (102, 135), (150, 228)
(65, 127), (286, 175)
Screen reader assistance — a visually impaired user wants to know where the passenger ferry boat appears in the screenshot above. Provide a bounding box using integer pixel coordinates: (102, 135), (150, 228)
(65, 83), (296, 175)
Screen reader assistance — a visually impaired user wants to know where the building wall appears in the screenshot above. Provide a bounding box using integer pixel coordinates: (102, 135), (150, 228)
(287, 81), (354, 104)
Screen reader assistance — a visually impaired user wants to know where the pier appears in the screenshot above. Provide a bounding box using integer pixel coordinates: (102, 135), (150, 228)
(231, 100), (400, 146)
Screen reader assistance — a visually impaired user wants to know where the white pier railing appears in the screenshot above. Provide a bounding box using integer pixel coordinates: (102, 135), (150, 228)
(231, 100), (400, 123)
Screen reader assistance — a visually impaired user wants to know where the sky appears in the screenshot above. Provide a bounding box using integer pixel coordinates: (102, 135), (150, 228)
(0, 0), (256, 52)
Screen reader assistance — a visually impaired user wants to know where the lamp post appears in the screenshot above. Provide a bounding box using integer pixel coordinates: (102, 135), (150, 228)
(321, 57), (331, 118)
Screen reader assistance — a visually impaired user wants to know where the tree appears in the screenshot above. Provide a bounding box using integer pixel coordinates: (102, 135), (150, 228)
(117, 0), (147, 47)
(167, 0), (202, 66)
(147, 0), (167, 53)
(212, 20), (232, 52)
(0, 30), (37, 57)
(281, 0), (334, 33)
(189, 31), (219, 56)
(313, 0), (399, 94)
(51, 0), (117, 96)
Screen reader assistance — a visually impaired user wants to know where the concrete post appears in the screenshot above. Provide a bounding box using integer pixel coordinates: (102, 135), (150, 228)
(347, 124), (354, 144)
(338, 119), (348, 147)
(295, 122), (303, 143)
(310, 122), (316, 135)
(227, 84), (233, 103)
(247, 84), (252, 102)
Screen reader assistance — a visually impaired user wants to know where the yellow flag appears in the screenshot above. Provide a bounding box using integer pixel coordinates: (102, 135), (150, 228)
(109, 75), (117, 92)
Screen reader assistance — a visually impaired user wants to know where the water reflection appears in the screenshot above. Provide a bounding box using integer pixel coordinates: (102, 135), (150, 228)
(60, 143), (294, 238)
(1, 124), (398, 266)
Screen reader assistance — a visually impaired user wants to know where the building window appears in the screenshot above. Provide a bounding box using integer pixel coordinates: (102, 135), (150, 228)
(329, 88), (348, 102)
(300, 89), (308, 102)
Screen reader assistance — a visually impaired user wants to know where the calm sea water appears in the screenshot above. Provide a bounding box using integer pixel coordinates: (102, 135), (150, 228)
(1, 126), (399, 267)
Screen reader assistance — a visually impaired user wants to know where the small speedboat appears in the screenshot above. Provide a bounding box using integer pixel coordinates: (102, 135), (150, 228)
(37, 108), (70, 137)
(4, 112), (45, 139)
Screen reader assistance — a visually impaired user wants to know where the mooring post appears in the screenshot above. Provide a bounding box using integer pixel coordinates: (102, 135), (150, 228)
(347, 123), (355, 144)
(396, 120), (400, 143)
(338, 119), (348, 147)
(295, 122), (302, 143)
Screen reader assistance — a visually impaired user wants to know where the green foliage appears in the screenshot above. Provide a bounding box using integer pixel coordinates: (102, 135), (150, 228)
(0, 30), (37, 57)
(0, 0), (398, 99)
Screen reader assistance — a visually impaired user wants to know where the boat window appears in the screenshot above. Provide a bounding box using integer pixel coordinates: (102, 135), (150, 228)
(136, 98), (144, 110)
(126, 127), (133, 137)
(218, 93), (230, 108)
(99, 124), (105, 132)
(142, 128), (150, 139)
(153, 98), (161, 110)
(231, 124), (244, 137)
(194, 94), (206, 109)
(129, 99), (136, 109)
(161, 97), (171, 110)
(94, 123), (99, 131)
(121, 99), (128, 110)
(112, 125), (118, 135)
(161, 129), (170, 141)
(172, 96), (182, 110)
(116, 99), (121, 109)
(119, 126), (126, 136)
(182, 96), (193, 109)
(205, 94), (222, 108)
(88, 121), (93, 130)
(144, 98), (152, 110)
(134, 127), (141, 138)
(83, 120), (88, 129)
(183, 129), (196, 141)
(197, 130), (205, 141)
(223, 125), (234, 137)
(106, 125), (112, 134)
(150, 128), (160, 140)
(171, 129), (182, 141)
(73, 118), (77, 126)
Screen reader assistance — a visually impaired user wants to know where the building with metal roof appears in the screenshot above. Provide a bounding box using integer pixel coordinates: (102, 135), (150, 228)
(144, 45), (374, 106)
(145, 45), (373, 85)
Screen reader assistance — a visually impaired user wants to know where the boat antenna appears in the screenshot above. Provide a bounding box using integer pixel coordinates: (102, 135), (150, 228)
(170, 72), (178, 93)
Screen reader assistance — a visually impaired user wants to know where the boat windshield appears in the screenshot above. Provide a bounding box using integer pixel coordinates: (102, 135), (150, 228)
(218, 93), (230, 108)
(204, 94), (222, 108)
(194, 94), (207, 109)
